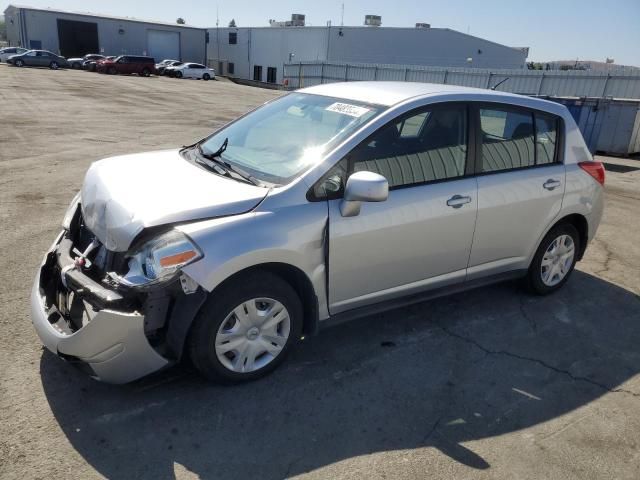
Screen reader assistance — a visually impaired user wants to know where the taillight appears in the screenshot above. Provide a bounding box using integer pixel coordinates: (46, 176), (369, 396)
(578, 161), (605, 186)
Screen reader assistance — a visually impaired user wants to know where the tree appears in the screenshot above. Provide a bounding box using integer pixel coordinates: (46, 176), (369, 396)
(228, 19), (236, 27)
(0, 18), (6, 41)
(176, 17), (185, 24)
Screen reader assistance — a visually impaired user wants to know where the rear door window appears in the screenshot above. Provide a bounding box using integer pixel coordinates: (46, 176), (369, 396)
(479, 108), (535, 172)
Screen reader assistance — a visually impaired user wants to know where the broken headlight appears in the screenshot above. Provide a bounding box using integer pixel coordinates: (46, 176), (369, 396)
(110, 230), (203, 289)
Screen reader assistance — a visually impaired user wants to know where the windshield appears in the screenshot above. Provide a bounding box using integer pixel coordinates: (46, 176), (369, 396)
(198, 93), (385, 185)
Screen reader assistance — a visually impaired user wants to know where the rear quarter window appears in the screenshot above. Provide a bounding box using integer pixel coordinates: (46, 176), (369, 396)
(535, 113), (559, 165)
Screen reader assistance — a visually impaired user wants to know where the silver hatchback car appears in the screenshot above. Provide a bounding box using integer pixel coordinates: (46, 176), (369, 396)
(31, 82), (605, 384)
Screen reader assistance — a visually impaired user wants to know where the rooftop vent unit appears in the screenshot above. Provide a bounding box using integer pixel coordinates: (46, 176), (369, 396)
(415, 23), (431, 28)
(291, 14), (305, 26)
(269, 14), (305, 27)
(364, 15), (382, 27)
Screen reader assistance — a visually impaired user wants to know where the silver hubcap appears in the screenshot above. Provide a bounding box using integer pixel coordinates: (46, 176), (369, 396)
(215, 298), (291, 373)
(541, 234), (575, 286)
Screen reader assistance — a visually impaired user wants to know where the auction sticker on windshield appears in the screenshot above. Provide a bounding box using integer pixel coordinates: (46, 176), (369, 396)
(325, 102), (371, 118)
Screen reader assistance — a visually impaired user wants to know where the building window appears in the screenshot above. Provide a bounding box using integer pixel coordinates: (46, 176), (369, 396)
(267, 67), (277, 83)
(228, 62), (235, 75)
(229, 32), (237, 44)
(253, 65), (262, 81)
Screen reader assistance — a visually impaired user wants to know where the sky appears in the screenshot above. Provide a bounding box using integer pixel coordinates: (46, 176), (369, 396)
(2, 0), (639, 66)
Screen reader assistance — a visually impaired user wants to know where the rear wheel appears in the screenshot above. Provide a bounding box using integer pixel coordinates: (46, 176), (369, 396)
(141, 67), (150, 77)
(107, 66), (117, 75)
(526, 224), (580, 295)
(188, 271), (303, 383)
(49, 61), (59, 70)
(203, 73), (211, 81)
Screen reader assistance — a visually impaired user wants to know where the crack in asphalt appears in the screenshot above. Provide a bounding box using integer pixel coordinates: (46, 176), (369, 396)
(594, 237), (614, 276)
(423, 415), (443, 443)
(436, 324), (640, 399)
(518, 297), (538, 333)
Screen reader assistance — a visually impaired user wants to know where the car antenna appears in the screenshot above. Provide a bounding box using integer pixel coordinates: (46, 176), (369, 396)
(491, 77), (510, 90)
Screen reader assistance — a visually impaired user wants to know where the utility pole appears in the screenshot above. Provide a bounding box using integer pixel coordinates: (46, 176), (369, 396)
(216, 5), (220, 67)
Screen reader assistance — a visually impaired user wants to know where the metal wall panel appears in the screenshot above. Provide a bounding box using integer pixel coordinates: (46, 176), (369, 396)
(283, 62), (640, 100)
(284, 62), (640, 156)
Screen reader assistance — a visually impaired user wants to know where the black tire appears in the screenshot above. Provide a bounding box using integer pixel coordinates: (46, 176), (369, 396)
(188, 271), (303, 384)
(14, 59), (24, 67)
(141, 68), (150, 77)
(526, 223), (580, 295)
(72, 62), (80, 69)
(49, 61), (59, 70)
(175, 71), (183, 78)
(203, 73), (211, 81)
(108, 66), (117, 75)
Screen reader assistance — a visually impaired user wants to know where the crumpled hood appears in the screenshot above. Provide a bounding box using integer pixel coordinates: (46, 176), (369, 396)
(81, 149), (268, 251)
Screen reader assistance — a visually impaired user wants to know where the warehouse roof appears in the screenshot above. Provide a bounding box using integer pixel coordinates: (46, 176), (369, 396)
(4, 4), (205, 29)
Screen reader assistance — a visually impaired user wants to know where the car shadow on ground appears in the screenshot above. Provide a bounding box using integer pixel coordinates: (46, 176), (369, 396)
(40, 271), (640, 479)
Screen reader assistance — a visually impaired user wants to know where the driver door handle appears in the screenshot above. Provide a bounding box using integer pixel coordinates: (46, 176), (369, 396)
(543, 179), (561, 190)
(447, 195), (472, 208)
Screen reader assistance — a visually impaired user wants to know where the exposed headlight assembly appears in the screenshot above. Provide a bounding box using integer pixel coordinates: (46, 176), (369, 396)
(109, 230), (203, 289)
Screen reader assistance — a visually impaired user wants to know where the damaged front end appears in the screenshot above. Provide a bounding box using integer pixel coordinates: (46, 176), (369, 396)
(30, 199), (207, 384)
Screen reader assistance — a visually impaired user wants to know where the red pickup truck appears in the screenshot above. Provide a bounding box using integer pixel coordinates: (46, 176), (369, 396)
(97, 55), (155, 76)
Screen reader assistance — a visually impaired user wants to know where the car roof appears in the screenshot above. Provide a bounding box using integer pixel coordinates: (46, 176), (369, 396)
(299, 81), (563, 113)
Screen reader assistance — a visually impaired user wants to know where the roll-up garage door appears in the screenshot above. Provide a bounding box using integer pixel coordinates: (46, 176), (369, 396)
(147, 30), (180, 61)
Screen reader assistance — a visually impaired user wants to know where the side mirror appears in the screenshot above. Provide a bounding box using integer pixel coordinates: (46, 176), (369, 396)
(340, 171), (388, 217)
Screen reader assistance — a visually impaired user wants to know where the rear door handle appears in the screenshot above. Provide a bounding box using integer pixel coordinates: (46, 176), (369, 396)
(543, 179), (561, 190)
(446, 195), (472, 208)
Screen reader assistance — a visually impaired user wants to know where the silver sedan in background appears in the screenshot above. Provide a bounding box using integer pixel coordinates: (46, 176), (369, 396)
(8, 49), (68, 69)
(0, 47), (28, 62)
(31, 82), (604, 384)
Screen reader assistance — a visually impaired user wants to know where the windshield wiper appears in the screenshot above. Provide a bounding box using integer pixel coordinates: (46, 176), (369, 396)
(200, 137), (228, 159)
(197, 140), (263, 187)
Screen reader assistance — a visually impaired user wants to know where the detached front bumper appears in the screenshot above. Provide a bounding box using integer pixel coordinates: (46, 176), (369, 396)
(30, 232), (170, 384)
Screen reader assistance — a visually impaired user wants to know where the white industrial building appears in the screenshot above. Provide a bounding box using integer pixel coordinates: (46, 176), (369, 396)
(3, 6), (528, 86)
(3, 5), (206, 63)
(207, 15), (529, 84)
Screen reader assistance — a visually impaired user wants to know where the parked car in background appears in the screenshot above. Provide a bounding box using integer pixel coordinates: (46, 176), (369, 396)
(66, 54), (104, 69)
(96, 55), (155, 76)
(155, 59), (180, 75)
(8, 50), (68, 69)
(163, 63), (183, 77)
(172, 63), (215, 80)
(86, 55), (114, 72)
(30, 82), (605, 384)
(0, 47), (28, 62)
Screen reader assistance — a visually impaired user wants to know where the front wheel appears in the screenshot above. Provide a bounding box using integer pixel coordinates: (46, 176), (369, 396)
(174, 71), (183, 78)
(141, 68), (150, 77)
(49, 61), (59, 70)
(188, 271), (303, 383)
(202, 73), (211, 81)
(526, 224), (580, 295)
(14, 59), (24, 67)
